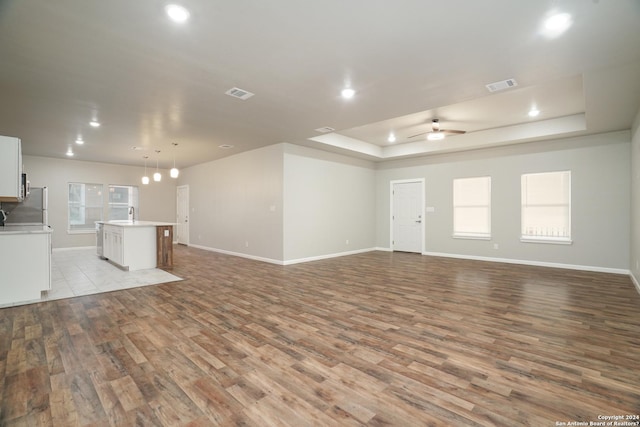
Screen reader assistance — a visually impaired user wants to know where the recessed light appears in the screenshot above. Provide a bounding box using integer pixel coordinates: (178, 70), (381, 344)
(89, 120), (100, 128)
(165, 4), (190, 23)
(542, 13), (572, 37)
(341, 88), (355, 99)
(387, 133), (396, 143)
(528, 108), (540, 118)
(75, 137), (84, 145)
(66, 149), (74, 157)
(219, 144), (234, 149)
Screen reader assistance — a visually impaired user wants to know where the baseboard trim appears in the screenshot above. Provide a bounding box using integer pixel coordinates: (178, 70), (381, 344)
(283, 248), (376, 266)
(186, 244), (633, 277)
(188, 244), (378, 266)
(188, 244), (284, 265)
(52, 246), (96, 252)
(422, 251), (630, 275)
(631, 272), (640, 295)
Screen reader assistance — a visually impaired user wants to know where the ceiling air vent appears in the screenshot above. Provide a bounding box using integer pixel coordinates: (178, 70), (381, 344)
(314, 126), (335, 133)
(225, 87), (254, 100)
(485, 78), (518, 93)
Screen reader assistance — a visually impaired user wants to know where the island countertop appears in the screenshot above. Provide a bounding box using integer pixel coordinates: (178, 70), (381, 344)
(97, 220), (174, 227)
(0, 225), (53, 235)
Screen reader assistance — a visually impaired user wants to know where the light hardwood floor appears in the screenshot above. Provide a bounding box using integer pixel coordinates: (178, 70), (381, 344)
(1, 245), (639, 426)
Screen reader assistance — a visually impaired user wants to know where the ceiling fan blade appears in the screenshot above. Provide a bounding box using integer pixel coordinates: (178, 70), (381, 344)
(441, 129), (466, 135)
(407, 131), (430, 139)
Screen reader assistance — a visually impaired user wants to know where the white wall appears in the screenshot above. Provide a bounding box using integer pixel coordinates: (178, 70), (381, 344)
(630, 109), (640, 286)
(282, 144), (376, 262)
(23, 156), (176, 248)
(178, 144), (284, 262)
(177, 143), (376, 264)
(376, 131), (631, 272)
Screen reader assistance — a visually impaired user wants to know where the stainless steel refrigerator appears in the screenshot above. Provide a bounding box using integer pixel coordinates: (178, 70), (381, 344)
(1, 187), (48, 225)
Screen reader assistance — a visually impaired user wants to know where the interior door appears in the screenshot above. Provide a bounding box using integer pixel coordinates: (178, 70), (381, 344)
(176, 185), (189, 245)
(392, 180), (424, 253)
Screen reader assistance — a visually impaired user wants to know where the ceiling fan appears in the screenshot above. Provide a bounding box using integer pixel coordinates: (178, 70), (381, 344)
(407, 119), (466, 141)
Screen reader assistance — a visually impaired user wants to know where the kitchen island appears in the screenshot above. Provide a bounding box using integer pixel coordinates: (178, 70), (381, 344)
(97, 220), (174, 271)
(0, 225), (52, 306)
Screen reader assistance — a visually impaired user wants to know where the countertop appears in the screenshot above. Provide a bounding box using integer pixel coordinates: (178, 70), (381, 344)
(0, 225), (53, 235)
(97, 220), (175, 228)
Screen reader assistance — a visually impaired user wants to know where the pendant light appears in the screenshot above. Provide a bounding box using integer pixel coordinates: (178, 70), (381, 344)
(141, 155), (150, 185)
(170, 142), (179, 178)
(153, 150), (162, 182)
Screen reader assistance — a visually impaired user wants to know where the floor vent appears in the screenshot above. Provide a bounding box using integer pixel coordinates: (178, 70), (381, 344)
(225, 87), (254, 100)
(486, 78), (518, 93)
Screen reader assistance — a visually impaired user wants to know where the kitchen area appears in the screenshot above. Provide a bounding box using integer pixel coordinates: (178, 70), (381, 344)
(1, 135), (180, 307)
(0, 135), (52, 306)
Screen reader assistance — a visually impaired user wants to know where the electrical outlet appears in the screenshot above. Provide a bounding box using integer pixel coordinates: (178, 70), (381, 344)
(245, 241), (249, 248)
(345, 239), (349, 245)
(493, 243), (499, 250)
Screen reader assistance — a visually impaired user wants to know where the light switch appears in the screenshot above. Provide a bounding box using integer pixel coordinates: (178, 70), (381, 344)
(164, 230), (169, 237)
(426, 206), (435, 213)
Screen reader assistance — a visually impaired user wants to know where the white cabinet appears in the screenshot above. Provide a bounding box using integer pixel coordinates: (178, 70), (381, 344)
(0, 229), (52, 305)
(0, 135), (23, 202)
(103, 225), (124, 265)
(103, 224), (156, 271)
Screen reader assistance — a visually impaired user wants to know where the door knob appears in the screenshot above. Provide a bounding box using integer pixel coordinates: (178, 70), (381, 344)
(415, 220), (422, 223)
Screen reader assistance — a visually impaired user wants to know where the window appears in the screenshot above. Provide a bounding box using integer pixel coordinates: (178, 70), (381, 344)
(68, 183), (103, 232)
(108, 185), (139, 220)
(453, 176), (491, 239)
(521, 171), (571, 243)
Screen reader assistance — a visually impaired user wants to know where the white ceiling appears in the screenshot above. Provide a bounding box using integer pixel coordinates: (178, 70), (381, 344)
(0, 1), (639, 168)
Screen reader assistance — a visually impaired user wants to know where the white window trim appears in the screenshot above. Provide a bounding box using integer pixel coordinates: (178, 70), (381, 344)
(453, 176), (491, 239)
(108, 184), (139, 221)
(520, 236), (573, 245)
(67, 182), (104, 233)
(453, 234), (491, 240)
(521, 170), (571, 242)
(67, 229), (98, 235)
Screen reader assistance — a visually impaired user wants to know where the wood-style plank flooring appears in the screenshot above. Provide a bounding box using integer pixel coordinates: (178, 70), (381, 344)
(1, 246), (639, 426)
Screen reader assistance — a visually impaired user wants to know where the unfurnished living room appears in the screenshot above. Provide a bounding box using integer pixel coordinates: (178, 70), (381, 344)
(1, 1), (639, 426)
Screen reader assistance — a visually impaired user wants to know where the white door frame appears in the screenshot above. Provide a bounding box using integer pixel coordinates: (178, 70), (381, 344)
(390, 178), (425, 253)
(176, 184), (189, 245)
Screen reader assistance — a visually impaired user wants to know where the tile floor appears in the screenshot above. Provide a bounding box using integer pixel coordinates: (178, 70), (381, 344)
(1, 247), (182, 308)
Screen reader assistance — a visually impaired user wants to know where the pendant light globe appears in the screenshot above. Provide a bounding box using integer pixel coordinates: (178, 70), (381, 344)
(142, 156), (150, 185)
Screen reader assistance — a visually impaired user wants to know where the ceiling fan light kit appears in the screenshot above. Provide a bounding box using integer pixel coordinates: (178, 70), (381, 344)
(408, 118), (466, 141)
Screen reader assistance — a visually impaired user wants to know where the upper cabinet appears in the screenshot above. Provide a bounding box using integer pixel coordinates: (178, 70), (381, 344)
(0, 135), (24, 202)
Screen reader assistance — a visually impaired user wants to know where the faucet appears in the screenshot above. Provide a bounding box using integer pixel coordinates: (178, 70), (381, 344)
(128, 206), (135, 221)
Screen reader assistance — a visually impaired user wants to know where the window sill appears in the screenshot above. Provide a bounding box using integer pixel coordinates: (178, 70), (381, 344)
(453, 234), (491, 241)
(520, 237), (572, 245)
(67, 229), (96, 235)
